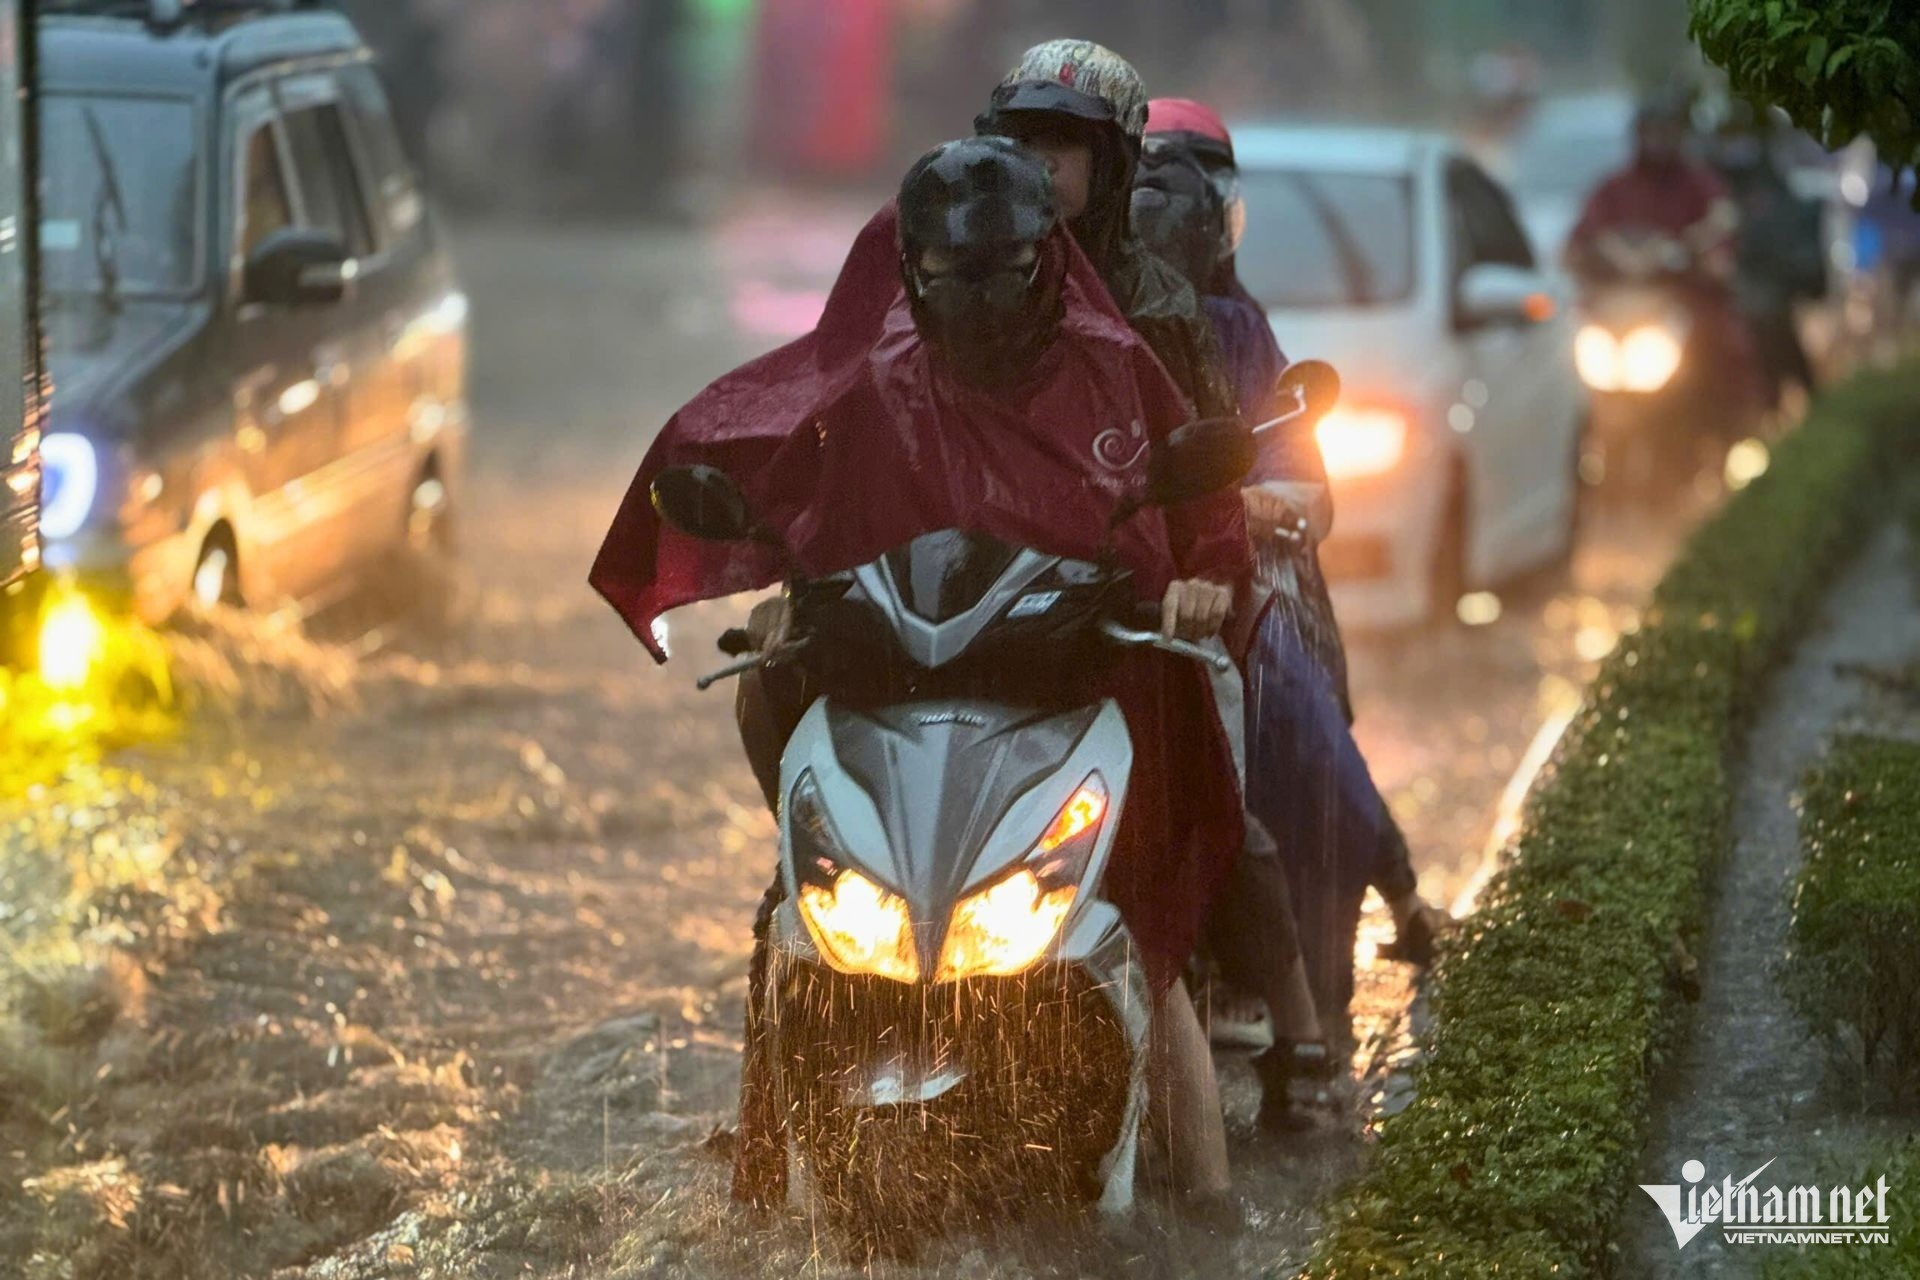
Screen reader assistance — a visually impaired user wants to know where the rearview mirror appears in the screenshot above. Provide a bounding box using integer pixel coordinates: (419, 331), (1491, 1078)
(1277, 359), (1341, 421)
(1145, 418), (1256, 508)
(650, 465), (758, 542)
(244, 228), (354, 308)
(1456, 263), (1556, 329)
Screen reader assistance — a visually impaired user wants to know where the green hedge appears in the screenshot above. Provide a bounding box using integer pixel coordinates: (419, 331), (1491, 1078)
(1304, 367), (1920, 1279)
(1762, 1144), (1920, 1279)
(1786, 736), (1920, 1103)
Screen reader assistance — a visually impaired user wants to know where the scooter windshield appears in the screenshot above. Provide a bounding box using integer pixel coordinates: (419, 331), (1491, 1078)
(878, 531), (1023, 624)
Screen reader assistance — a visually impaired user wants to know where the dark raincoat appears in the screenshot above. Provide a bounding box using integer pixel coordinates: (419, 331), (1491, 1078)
(590, 203), (1251, 990)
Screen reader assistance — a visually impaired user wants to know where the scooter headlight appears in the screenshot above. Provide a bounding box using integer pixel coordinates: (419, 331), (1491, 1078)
(789, 774), (919, 983)
(1575, 324), (1623, 392)
(1619, 324), (1683, 392)
(935, 775), (1106, 982)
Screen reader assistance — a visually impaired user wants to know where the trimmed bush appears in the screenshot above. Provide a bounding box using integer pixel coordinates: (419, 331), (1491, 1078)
(1787, 736), (1920, 1103)
(1304, 367), (1920, 1279)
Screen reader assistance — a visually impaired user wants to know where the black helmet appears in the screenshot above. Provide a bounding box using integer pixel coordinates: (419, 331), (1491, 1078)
(899, 135), (1057, 260)
(899, 138), (1064, 389)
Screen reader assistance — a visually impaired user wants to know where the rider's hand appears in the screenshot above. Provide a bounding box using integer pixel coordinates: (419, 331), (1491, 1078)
(1243, 488), (1308, 543)
(745, 597), (793, 653)
(1161, 579), (1232, 642)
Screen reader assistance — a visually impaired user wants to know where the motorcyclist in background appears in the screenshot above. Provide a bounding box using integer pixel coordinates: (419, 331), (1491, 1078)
(1566, 95), (1765, 421)
(1710, 104), (1825, 410)
(591, 136), (1256, 1210)
(975, 42), (1338, 1135)
(1137, 101), (1451, 1064)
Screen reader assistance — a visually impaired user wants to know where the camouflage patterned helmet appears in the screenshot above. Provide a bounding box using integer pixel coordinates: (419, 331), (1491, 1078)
(983, 39), (1149, 151)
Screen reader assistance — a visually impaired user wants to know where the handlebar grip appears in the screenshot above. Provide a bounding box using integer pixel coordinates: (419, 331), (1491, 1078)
(718, 628), (755, 657)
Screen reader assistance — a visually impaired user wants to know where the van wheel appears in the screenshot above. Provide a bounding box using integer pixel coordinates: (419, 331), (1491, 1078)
(1429, 475), (1468, 627)
(192, 530), (242, 609)
(384, 469), (467, 642)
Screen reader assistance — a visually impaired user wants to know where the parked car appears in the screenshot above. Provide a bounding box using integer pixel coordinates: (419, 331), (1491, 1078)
(35, 1), (467, 627)
(1232, 124), (1588, 628)
(2, 0), (43, 648)
(1501, 89), (1638, 268)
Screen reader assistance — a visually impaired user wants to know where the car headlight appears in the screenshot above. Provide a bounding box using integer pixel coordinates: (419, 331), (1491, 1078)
(935, 775), (1106, 982)
(1315, 405), (1409, 481)
(1619, 324), (1683, 392)
(39, 433), (98, 540)
(789, 774), (919, 983)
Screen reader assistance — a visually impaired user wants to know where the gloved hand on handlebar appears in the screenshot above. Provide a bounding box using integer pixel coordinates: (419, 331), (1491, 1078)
(1162, 579), (1232, 642)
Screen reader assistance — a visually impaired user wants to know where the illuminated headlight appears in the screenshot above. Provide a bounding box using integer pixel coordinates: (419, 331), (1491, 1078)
(1315, 405), (1409, 481)
(39, 434), (98, 540)
(789, 774), (919, 983)
(1577, 323), (1683, 393)
(935, 775), (1106, 982)
(1575, 324), (1622, 391)
(1619, 324), (1683, 392)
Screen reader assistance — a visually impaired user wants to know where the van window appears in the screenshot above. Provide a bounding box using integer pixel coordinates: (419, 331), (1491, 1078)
(240, 121), (292, 260)
(282, 104), (374, 258)
(337, 65), (423, 249)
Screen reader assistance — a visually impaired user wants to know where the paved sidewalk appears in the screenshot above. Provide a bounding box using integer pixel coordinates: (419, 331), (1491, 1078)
(1622, 522), (1920, 1278)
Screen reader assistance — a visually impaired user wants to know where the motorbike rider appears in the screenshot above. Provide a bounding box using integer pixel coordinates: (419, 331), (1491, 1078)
(590, 137), (1254, 1209)
(1710, 105), (1825, 408)
(1566, 93), (1765, 419)
(1139, 100), (1451, 1060)
(974, 42), (1345, 1138)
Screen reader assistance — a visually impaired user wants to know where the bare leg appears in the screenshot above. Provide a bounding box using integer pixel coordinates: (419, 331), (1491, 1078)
(1149, 977), (1230, 1198)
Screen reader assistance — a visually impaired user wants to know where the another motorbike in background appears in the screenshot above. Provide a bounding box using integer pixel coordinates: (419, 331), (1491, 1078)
(1570, 227), (1760, 503)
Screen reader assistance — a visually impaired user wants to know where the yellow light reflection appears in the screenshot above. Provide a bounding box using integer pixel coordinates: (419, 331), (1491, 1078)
(797, 869), (919, 983)
(1456, 591), (1503, 627)
(1724, 438), (1771, 491)
(39, 592), (106, 692)
(936, 869), (1076, 982)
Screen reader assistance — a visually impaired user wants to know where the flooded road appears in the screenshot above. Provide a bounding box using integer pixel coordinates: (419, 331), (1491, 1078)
(0, 208), (1695, 1278)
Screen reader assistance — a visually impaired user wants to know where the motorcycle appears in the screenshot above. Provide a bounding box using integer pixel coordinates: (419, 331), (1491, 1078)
(1572, 229), (1755, 499)
(649, 413), (1267, 1245)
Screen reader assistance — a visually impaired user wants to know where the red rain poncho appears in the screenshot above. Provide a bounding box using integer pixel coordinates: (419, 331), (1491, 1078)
(590, 205), (1251, 987)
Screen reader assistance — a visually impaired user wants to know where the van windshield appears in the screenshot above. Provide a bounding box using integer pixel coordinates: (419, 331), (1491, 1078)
(41, 94), (201, 298)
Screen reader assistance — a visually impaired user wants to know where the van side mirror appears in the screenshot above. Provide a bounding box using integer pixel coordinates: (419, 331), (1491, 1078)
(244, 228), (354, 308)
(1456, 263), (1556, 329)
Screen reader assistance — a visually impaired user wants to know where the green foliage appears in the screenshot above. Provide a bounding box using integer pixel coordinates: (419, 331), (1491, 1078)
(1786, 737), (1920, 1103)
(1690, 0), (1920, 170)
(1304, 365), (1920, 1279)
(1762, 1143), (1920, 1278)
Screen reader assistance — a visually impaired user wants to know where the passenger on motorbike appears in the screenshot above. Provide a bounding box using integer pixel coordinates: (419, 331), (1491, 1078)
(974, 42), (1336, 1141)
(1138, 102), (1451, 1069)
(590, 137), (1253, 1210)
